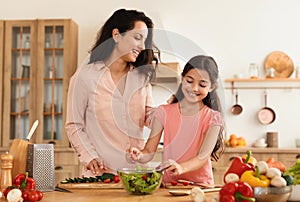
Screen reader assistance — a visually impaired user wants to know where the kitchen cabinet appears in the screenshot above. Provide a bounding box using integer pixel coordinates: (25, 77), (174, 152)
(0, 20), (4, 138)
(54, 148), (81, 185)
(212, 147), (300, 185)
(2, 19), (78, 147)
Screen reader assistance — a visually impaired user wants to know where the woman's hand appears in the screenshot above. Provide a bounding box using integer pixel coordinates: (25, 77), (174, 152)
(126, 147), (143, 162)
(166, 161), (183, 176)
(85, 158), (107, 175)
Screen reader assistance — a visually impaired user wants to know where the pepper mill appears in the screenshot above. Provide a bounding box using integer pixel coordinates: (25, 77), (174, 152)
(0, 151), (13, 191)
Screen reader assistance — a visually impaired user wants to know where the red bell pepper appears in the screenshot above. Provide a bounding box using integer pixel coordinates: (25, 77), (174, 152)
(13, 172), (36, 190)
(223, 150), (255, 183)
(219, 181), (255, 202)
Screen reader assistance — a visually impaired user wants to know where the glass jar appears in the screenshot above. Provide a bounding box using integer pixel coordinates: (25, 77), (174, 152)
(249, 63), (259, 79)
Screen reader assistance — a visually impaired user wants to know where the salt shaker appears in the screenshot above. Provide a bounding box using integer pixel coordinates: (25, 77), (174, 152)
(0, 152), (13, 191)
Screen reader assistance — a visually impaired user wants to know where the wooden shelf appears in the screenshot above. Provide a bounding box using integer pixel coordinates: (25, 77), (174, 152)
(225, 78), (300, 93)
(225, 78), (300, 82)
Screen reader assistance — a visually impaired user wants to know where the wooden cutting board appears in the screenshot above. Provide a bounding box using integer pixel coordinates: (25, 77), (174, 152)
(58, 182), (124, 189)
(264, 51), (294, 78)
(164, 183), (222, 189)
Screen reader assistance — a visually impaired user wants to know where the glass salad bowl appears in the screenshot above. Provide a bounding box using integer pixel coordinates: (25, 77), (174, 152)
(117, 167), (162, 195)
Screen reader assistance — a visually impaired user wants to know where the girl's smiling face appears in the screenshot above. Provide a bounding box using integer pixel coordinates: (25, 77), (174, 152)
(181, 68), (214, 103)
(114, 21), (148, 63)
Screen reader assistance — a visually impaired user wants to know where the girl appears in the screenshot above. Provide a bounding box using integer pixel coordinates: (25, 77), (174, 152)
(127, 55), (225, 184)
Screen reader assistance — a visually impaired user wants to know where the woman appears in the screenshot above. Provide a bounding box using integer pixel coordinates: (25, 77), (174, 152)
(128, 55), (225, 185)
(66, 9), (160, 177)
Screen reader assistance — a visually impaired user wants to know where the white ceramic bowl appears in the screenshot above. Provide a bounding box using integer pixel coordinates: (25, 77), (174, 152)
(288, 185), (300, 201)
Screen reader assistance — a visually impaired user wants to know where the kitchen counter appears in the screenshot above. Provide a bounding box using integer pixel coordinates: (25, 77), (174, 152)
(0, 188), (219, 202)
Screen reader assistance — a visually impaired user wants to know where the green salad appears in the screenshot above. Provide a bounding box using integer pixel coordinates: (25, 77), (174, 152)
(118, 167), (162, 194)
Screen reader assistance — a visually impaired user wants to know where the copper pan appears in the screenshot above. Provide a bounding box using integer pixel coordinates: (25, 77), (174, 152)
(231, 91), (243, 115)
(258, 91), (276, 124)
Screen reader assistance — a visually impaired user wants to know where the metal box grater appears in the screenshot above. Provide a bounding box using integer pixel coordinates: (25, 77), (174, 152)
(26, 144), (55, 192)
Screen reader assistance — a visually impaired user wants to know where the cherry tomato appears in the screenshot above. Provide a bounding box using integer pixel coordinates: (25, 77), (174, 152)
(142, 175), (148, 181)
(28, 190), (39, 202)
(171, 181), (178, 186)
(103, 178), (111, 183)
(22, 189), (30, 201)
(113, 175), (120, 183)
(182, 181), (189, 186)
(35, 190), (43, 201)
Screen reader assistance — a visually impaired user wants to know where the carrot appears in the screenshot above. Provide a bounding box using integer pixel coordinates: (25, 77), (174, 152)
(266, 157), (286, 172)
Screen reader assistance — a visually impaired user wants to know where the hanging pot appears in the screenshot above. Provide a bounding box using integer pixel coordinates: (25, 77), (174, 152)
(258, 91), (276, 124)
(231, 91), (243, 115)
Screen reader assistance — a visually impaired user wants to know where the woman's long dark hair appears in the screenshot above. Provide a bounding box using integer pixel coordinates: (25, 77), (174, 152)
(89, 9), (160, 82)
(171, 55), (224, 161)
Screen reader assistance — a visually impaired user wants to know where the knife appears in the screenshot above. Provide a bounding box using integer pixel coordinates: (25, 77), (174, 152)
(177, 179), (221, 189)
(55, 186), (72, 193)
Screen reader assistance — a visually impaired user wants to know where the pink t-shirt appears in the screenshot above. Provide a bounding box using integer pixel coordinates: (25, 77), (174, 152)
(65, 61), (154, 176)
(154, 103), (223, 184)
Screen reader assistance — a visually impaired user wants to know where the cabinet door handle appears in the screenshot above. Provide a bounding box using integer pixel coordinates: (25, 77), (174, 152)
(48, 141), (56, 145)
(55, 165), (63, 170)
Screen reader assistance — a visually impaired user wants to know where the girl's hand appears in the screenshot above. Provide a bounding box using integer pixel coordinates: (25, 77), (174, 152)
(126, 147), (143, 162)
(166, 162), (183, 176)
(85, 158), (107, 175)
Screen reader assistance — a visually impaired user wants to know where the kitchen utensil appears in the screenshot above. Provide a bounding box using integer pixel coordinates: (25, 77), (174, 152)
(117, 167), (162, 195)
(177, 179), (222, 189)
(55, 186), (72, 193)
(169, 187), (221, 196)
(264, 51), (294, 78)
(155, 159), (174, 172)
(254, 186), (292, 202)
(258, 91), (276, 124)
(9, 120), (39, 179)
(231, 91), (243, 115)
(26, 144), (55, 192)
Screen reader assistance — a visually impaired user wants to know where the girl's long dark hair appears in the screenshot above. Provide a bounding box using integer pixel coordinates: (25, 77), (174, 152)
(89, 9), (160, 82)
(171, 55), (224, 161)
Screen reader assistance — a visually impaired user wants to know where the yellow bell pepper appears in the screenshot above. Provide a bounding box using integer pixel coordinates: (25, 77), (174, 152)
(240, 169), (270, 187)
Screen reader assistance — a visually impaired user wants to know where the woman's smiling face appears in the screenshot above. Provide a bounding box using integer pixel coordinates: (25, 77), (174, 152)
(181, 68), (214, 103)
(115, 21), (148, 63)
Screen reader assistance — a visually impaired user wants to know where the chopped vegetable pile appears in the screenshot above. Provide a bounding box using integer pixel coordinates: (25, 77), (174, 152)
(118, 167), (162, 194)
(284, 159), (300, 185)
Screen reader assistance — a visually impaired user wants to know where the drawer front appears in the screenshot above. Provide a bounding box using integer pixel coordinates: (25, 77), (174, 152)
(55, 151), (79, 165)
(55, 165), (80, 185)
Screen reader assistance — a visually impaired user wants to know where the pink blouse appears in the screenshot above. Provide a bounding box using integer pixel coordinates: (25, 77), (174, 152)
(154, 103), (223, 184)
(65, 61), (154, 176)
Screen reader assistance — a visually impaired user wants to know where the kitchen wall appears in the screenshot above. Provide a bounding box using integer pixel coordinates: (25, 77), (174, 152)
(1, 0), (300, 148)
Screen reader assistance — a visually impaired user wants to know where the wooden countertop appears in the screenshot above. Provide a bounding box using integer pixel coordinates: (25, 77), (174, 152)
(0, 188), (219, 202)
(224, 147), (300, 153)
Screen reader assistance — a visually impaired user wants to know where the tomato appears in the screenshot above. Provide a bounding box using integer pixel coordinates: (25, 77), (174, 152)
(171, 181), (178, 186)
(113, 175), (120, 183)
(103, 178), (111, 183)
(28, 190), (39, 202)
(182, 181), (189, 186)
(35, 190), (43, 201)
(142, 175), (148, 181)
